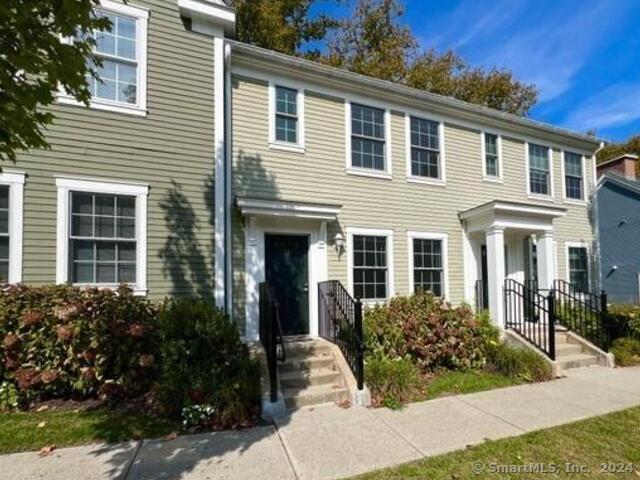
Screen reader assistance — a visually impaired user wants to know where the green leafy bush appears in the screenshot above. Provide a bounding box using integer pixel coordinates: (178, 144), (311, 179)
(157, 298), (260, 428)
(486, 343), (552, 382)
(0, 285), (158, 406)
(365, 356), (424, 409)
(608, 305), (640, 340)
(364, 292), (488, 371)
(611, 337), (640, 367)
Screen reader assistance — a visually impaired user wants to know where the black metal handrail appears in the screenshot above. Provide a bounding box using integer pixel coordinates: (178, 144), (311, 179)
(318, 280), (364, 390)
(259, 282), (285, 403)
(475, 279), (485, 313)
(552, 279), (611, 351)
(504, 279), (556, 359)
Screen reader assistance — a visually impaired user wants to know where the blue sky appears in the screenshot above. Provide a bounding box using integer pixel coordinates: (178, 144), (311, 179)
(313, 0), (640, 142)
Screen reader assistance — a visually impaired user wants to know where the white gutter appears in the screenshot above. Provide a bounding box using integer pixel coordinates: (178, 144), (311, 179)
(224, 41), (233, 315)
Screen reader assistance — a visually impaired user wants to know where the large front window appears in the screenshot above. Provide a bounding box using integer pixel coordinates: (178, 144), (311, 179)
(529, 144), (551, 195)
(564, 152), (583, 200)
(353, 235), (387, 299)
(412, 238), (444, 296)
(568, 246), (589, 292)
(410, 116), (440, 179)
(70, 192), (137, 284)
(0, 186), (9, 282)
(351, 104), (386, 171)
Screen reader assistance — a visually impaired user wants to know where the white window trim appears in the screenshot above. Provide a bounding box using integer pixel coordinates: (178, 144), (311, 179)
(0, 172), (26, 284)
(346, 227), (394, 303)
(481, 130), (503, 183)
(565, 241), (591, 291)
(55, 176), (149, 295)
(407, 231), (449, 300)
(57, 0), (149, 117)
(561, 150), (587, 205)
(405, 113), (446, 186)
(268, 81), (306, 153)
(345, 101), (393, 179)
(525, 141), (554, 201)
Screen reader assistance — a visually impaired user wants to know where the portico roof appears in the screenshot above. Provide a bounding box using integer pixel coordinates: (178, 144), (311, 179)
(459, 200), (567, 233)
(236, 196), (342, 221)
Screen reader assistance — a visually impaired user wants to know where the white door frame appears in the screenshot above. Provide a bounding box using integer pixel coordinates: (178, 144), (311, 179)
(244, 216), (328, 342)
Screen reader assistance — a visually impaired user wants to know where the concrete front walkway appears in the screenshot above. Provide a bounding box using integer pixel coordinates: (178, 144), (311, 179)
(3, 366), (640, 480)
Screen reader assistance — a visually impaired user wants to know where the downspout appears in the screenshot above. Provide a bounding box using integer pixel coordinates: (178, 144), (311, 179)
(592, 141), (605, 293)
(224, 42), (233, 316)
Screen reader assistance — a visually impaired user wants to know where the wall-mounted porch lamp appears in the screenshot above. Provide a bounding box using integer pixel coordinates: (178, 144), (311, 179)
(334, 232), (346, 257)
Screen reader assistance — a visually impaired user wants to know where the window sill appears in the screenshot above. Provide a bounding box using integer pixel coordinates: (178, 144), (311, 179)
(268, 142), (306, 154)
(57, 95), (147, 117)
(71, 283), (148, 296)
(483, 176), (503, 184)
(406, 176), (446, 187)
(346, 168), (392, 180)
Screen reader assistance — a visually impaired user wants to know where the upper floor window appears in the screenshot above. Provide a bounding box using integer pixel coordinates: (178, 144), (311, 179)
(0, 187), (9, 282)
(59, 0), (148, 116)
(351, 104), (386, 171)
(0, 173), (25, 284)
(528, 143), (551, 196)
(483, 133), (500, 179)
(409, 116), (441, 179)
(56, 177), (149, 294)
(564, 152), (584, 201)
(568, 246), (589, 293)
(275, 86), (298, 144)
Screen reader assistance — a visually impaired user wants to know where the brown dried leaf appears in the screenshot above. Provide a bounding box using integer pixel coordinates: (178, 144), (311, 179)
(163, 432), (178, 441)
(38, 445), (56, 457)
(336, 399), (351, 409)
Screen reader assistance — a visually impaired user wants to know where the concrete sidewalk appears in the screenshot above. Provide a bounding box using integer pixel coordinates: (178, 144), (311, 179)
(2, 366), (640, 480)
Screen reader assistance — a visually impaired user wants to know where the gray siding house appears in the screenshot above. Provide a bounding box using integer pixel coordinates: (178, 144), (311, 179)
(596, 155), (640, 303)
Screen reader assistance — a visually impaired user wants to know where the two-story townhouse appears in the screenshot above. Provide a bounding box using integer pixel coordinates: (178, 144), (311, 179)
(228, 44), (600, 342)
(6, 1), (601, 351)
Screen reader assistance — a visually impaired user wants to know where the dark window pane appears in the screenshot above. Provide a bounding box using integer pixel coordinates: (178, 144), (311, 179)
(72, 215), (93, 237)
(0, 186), (9, 210)
(97, 263), (116, 283)
(118, 242), (136, 262)
(95, 216), (115, 237)
(0, 211), (8, 234)
(117, 196), (135, 217)
(276, 86), (297, 115)
(73, 262), (94, 283)
(97, 242), (116, 261)
(0, 237), (8, 261)
(95, 195), (114, 215)
(0, 261), (8, 283)
(72, 240), (93, 261)
(117, 218), (135, 238)
(72, 193), (93, 214)
(118, 263), (136, 283)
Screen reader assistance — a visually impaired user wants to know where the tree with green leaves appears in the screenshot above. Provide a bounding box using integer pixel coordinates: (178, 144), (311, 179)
(324, 0), (538, 115)
(0, 0), (110, 162)
(233, 0), (338, 56)
(597, 135), (640, 162)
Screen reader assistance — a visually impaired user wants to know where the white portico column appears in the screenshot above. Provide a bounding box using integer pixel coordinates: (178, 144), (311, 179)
(536, 231), (556, 290)
(486, 226), (506, 328)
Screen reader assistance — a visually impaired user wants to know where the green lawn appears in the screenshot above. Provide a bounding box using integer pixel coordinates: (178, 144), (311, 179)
(352, 406), (640, 480)
(425, 370), (523, 400)
(0, 409), (177, 454)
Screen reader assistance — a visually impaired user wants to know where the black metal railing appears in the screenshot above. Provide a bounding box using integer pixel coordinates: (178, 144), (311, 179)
(318, 280), (364, 390)
(259, 282), (285, 403)
(552, 279), (611, 351)
(504, 279), (556, 360)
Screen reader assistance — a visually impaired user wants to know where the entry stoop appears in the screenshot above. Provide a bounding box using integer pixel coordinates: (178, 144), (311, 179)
(554, 327), (615, 371)
(279, 337), (351, 409)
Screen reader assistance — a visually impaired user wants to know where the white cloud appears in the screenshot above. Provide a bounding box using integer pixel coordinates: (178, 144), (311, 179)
(562, 82), (640, 133)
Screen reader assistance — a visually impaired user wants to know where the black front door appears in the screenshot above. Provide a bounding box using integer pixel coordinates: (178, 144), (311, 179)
(265, 234), (309, 336)
(481, 245), (489, 310)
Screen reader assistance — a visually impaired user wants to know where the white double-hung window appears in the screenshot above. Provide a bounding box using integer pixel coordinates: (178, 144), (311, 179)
(60, 0), (148, 115)
(0, 173), (25, 284)
(527, 143), (552, 197)
(56, 177), (148, 294)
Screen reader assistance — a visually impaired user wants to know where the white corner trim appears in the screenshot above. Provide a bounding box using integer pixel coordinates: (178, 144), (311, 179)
(480, 130), (503, 182)
(55, 177), (149, 292)
(560, 150), (587, 205)
(407, 231), (449, 300)
(345, 227), (395, 301)
(0, 172), (25, 284)
(525, 141), (554, 201)
(268, 81), (305, 151)
(345, 100), (393, 177)
(58, 0), (148, 116)
(214, 36), (226, 309)
(404, 113), (446, 185)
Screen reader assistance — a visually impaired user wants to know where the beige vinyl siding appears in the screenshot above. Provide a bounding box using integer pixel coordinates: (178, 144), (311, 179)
(231, 74), (595, 324)
(15, 0), (216, 299)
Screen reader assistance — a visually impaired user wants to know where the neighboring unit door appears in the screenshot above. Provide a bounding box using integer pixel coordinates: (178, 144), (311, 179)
(265, 234), (310, 336)
(481, 245), (489, 311)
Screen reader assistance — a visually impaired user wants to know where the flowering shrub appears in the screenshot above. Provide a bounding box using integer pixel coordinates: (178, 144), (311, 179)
(0, 284), (158, 406)
(364, 292), (488, 371)
(607, 305), (640, 340)
(181, 404), (216, 428)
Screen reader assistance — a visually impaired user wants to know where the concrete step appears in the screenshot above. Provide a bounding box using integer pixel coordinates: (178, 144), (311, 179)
(279, 367), (342, 389)
(283, 384), (350, 409)
(280, 354), (335, 373)
(283, 340), (333, 357)
(555, 343), (583, 356)
(558, 353), (598, 369)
